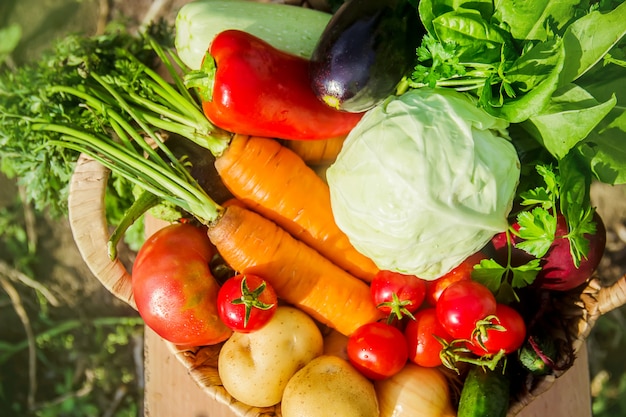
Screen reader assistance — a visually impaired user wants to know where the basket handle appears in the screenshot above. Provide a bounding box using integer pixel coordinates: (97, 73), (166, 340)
(597, 273), (626, 316)
(68, 154), (136, 308)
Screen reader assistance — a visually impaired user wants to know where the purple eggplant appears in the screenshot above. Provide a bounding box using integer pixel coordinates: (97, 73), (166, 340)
(309, 0), (423, 113)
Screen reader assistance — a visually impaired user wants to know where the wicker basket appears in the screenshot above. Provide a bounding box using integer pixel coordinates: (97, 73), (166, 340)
(68, 153), (626, 417)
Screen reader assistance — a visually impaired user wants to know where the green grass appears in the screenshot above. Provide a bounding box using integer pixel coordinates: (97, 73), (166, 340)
(0, 183), (145, 416)
(589, 307), (626, 417)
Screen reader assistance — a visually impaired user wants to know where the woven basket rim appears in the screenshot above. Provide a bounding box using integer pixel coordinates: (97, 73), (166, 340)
(68, 154), (280, 417)
(68, 153), (626, 417)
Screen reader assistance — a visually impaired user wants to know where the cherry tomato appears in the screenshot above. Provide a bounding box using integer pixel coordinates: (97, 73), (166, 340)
(468, 304), (526, 356)
(131, 223), (232, 347)
(436, 280), (496, 340)
(347, 322), (408, 380)
(217, 274), (277, 333)
(404, 308), (453, 367)
(370, 270), (426, 321)
(425, 252), (487, 306)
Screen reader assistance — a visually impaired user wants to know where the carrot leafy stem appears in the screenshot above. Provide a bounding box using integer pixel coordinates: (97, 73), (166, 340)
(0, 23), (230, 228)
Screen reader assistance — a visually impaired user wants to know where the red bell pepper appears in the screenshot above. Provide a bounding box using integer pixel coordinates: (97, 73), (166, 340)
(187, 29), (364, 141)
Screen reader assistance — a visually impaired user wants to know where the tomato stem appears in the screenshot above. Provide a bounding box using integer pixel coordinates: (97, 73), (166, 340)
(436, 335), (507, 374)
(378, 292), (416, 324)
(471, 314), (506, 351)
(232, 275), (276, 328)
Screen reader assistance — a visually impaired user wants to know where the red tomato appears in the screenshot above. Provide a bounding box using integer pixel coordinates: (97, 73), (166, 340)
(347, 322), (408, 380)
(131, 223), (232, 347)
(436, 280), (497, 340)
(404, 308), (453, 367)
(425, 252), (487, 306)
(370, 270), (426, 320)
(468, 304), (526, 356)
(217, 274), (277, 333)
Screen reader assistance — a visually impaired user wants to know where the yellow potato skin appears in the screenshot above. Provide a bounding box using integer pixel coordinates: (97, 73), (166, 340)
(218, 306), (324, 407)
(281, 355), (379, 417)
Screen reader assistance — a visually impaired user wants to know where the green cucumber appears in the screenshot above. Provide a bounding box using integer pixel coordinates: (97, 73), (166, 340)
(175, 0), (332, 70)
(458, 364), (511, 417)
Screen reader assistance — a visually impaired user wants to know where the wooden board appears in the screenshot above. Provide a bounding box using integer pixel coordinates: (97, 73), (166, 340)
(143, 326), (592, 417)
(144, 327), (235, 417)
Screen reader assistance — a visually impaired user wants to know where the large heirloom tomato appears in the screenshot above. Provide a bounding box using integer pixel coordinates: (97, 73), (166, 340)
(131, 223), (232, 346)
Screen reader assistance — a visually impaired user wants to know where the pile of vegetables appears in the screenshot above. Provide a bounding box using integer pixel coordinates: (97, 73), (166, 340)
(2, 0), (626, 416)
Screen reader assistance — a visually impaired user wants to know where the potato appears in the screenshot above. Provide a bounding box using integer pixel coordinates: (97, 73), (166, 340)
(281, 355), (379, 417)
(218, 306), (324, 407)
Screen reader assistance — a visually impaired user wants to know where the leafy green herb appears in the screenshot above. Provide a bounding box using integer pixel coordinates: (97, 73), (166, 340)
(0, 28), (158, 217)
(0, 22), (235, 246)
(473, 161), (599, 299)
(412, 0), (626, 124)
(0, 22), (229, 229)
(516, 164), (597, 267)
(409, 0), (626, 282)
(473, 255), (541, 303)
(412, 34), (468, 88)
(514, 165), (559, 258)
(515, 208), (557, 259)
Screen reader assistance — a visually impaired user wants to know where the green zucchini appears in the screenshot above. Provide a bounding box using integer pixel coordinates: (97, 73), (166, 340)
(458, 364), (511, 417)
(175, 0), (332, 70)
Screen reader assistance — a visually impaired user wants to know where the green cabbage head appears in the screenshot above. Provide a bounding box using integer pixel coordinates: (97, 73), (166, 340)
(327, 88), (520, 280)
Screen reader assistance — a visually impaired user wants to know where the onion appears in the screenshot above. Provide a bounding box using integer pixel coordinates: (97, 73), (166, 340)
(375, 363), (456, 417)
(322, 329), (350, 360)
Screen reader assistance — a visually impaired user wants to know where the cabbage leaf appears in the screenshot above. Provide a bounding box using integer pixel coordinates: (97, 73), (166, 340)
(327, 88), (520, 279)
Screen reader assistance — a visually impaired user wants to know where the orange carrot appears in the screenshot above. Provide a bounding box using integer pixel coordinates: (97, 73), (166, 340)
(282, 135), (346, 166)
(207, 204), (383, 336)
(214, 134), (379, 282)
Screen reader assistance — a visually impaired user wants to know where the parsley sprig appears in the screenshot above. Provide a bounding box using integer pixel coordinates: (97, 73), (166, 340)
(411, 34), (468, 88)
(0, 28), (159, 216)
(516, 165), (596, 267)
(400, 25), (517, 108)
(0, 24), (237, 237)
(473, 164), (597, 302)
(0, 23), (230, 222)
